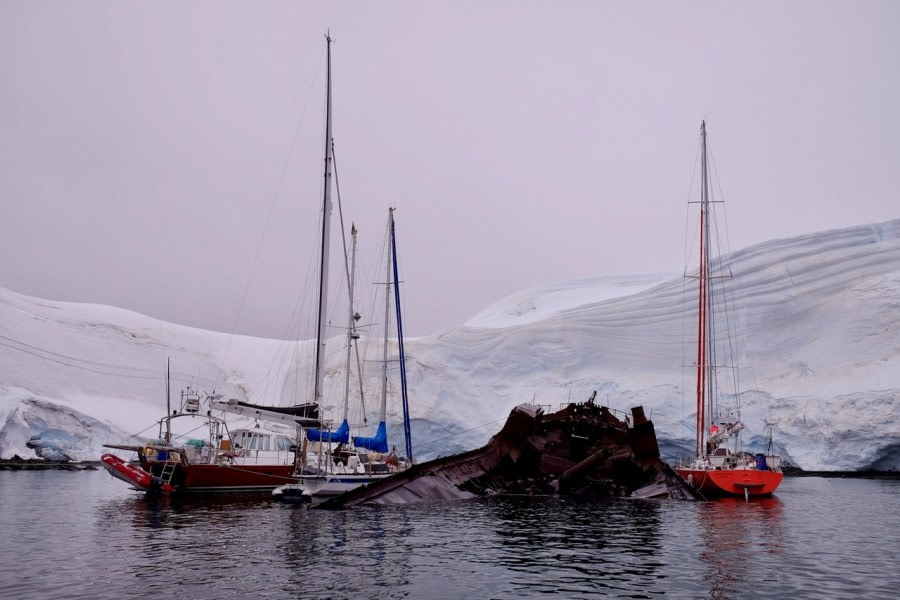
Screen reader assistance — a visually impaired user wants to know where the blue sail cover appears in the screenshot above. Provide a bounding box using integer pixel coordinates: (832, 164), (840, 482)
(353, 421), (388, 453)
(306, 419), (350, 443)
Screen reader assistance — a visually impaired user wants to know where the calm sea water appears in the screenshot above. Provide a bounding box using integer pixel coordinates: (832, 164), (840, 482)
(1, 469), (898, 599)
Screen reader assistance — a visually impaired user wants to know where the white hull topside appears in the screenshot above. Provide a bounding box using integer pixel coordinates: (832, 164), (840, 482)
(272, 472), (394, 499)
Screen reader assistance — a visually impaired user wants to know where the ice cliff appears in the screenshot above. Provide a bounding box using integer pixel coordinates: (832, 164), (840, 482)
(1, 220), (898, 471)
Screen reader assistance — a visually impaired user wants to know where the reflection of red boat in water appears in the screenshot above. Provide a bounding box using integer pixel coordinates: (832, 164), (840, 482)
(102, 388), (320, 494)
(697, 493), (785, 598)
(674, 121), (783, 498)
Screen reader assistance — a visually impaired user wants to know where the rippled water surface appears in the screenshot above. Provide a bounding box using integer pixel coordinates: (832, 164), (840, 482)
(1, 470), (898, 599)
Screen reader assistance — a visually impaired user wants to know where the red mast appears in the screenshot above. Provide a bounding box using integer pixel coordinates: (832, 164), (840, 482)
(695, 120), (710, 458)
(675, 120), (784, 496)
(695, 207), (706, 456)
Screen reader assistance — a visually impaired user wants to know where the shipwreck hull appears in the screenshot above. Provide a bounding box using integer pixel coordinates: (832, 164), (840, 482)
(316, 400), (701, 509)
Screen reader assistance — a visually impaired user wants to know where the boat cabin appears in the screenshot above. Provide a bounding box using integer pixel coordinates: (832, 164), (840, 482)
(709, 447), (730, 468)
(159, 426), (297, 467)
(225, 428), (297, 466)
(230, 429), (296, 453)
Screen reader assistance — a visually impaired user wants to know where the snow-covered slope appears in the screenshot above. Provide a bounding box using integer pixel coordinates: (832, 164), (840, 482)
(2, 220), (899, 470)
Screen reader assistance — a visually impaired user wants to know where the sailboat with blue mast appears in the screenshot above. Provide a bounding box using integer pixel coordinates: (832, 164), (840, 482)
(273, 208), (413, 502)
(353, 208), (413, 461)
(272, 34), (411, 502)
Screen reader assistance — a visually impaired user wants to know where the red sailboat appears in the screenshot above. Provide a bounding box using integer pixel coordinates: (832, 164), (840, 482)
(675, 121), (783, 498)
(102, 386), (319, 495)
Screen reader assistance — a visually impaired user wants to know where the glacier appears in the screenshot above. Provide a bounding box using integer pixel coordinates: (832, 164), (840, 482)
(1, 220), (899, 471)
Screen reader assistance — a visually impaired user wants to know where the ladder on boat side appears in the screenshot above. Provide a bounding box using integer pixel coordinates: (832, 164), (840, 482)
(159, 460), (178, 485)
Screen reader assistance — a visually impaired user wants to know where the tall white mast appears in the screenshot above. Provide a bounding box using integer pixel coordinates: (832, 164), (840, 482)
(342, 224), (358, 423)
(313, 33), (334, 406)
(379, 209), (393, 423)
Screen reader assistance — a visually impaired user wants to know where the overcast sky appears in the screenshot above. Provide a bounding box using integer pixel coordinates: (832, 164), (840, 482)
(1, 1), (898, 339)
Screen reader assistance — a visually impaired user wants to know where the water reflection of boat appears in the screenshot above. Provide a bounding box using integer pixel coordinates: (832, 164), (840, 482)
(675, 121), (783, 498)
(696, 495), (785, 598)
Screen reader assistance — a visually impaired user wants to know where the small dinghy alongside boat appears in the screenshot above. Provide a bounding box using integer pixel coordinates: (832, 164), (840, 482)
(100, 453), (175, 495)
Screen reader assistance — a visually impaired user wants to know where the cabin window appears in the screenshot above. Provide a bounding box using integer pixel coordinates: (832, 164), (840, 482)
(276, 436), (294, 451)
(249, 434), (270, 451)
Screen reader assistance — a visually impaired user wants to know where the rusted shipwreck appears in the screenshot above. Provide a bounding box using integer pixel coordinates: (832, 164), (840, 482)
(316, 396), (701, 508)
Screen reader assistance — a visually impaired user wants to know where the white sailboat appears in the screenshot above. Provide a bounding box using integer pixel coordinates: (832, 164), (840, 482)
(272, 36), (412, 503)
(273, 208), (413, 501)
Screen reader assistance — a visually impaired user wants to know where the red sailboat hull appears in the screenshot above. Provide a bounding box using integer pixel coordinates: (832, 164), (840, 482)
(678, 122), (785, 500)
(103, 453), (297, 494)
(145, 462), (297, 493)
(676, 467), (783, 497)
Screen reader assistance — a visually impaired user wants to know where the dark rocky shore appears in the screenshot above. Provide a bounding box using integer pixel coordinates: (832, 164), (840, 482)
(0, 456), (99, 471)
(783, 466), (900, 479)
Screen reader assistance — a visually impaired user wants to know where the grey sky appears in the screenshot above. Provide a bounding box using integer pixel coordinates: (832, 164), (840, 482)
(1, 1), (898, 339)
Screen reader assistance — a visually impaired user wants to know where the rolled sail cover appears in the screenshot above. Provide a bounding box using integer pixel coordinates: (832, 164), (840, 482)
(306, 419), (350, 444)
(353, 421), (388, 453)
(240, 401), (319, 420)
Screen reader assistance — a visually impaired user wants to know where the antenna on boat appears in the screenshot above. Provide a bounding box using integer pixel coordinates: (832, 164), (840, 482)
(165, 358), (171, 443)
